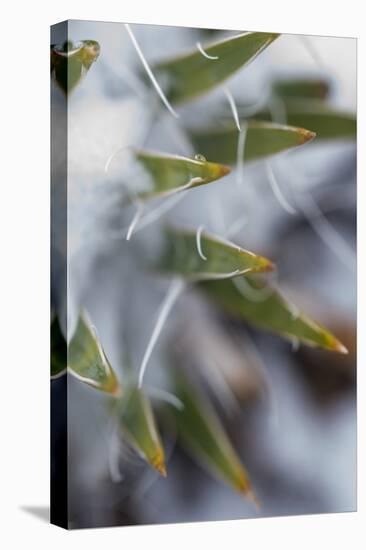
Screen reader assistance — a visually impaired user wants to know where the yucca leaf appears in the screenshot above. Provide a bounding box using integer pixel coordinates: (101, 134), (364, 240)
(170, 369), (256, 501)
(201, 277), (348, 353)
(272, 78), (331, 100)
(116, 383), (167, 476)
(51, 40), (100, 94)
(153, 32), (279, 104)
(277, 101), (356, 140)
(188, 121), (315, 165)
(68, 313), (121, 395)
(134, 149), (230, 200)
(254, 101), (356, 140)
(155, 227), (274, 281)
(51, 316), (67, 379)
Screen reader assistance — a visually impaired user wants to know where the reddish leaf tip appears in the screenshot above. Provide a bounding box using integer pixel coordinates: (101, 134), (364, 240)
(219, 164), (231, 177)
(247, 489), (261, 511)
(333, 339), (349, 355)
(155, 461), (167, 478)
(111, 382), (123, 398)
(300, 128), (317, 143)
(151, 450), (168, 477)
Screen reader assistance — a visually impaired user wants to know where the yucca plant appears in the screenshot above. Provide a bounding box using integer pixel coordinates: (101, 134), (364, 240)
(51, 23), (356, 527)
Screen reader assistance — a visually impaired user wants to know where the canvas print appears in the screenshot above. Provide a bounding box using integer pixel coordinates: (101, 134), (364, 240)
(50, 20), (356, 529)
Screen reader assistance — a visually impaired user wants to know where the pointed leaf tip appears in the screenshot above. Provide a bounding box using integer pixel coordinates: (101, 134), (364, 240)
(188, 121), (318, 165)
(218, 164), (231, 177)
(155, 228), (274, 281)
(170, 370), (253, 499)
(152, 452), (168, 477)
(332, 339), (349, 355)
(68, 313), (121, 395)
(117, 384), (167, 476)
(200, 278), (348, 354)
(246, 489), (261, 511)
(299, 128), (316, 143)
(133, 149), (232, 200)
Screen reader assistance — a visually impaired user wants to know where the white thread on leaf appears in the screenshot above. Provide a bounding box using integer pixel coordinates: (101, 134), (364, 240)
(67, 368), (102, 389)
(135, 191), (187, 232)
(196, 225), (207, 260)
(138, 278), (185, 388)
(266, 161), (297, 215)
(126, 201), (144, 240)
(196, 41), (219, 60)
(224, 87), (241, 132)
(233, 276), (274, 303)
(146, 386), (184, 410)
(236, 123), (247, 188)
(154, 176), (203, 200)
(124, 23), (179, 118)
(190, 269), (244, 282)
(104, 145), (130, 174)
(119, 176), (202, 238)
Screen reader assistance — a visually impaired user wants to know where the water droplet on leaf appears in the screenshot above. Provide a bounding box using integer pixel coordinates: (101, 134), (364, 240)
(194, 154), (206, 162)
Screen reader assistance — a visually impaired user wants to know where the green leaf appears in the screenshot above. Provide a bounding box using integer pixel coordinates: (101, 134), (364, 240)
(134, 149), (231, 200)
(272, 78), (331, 100)
(116, 383), (167, 476)
(170, 369), (256, 501)
(155, 227), (274, 281)
(68, 313), (121, 395)
(188, 120), (315, 165)
(254, 100), (356, 140)
(153, 32), (279, 104)
(51, 40), (100, 94)
(201, 276), (348, 353)
(51, 316), (67, 379)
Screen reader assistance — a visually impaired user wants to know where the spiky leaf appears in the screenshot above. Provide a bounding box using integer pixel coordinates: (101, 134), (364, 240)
(155, 228), (274, 281)
(254, 101), (356, 140)
(51, 40), (100, 94)
(201, 277), (347, 353)
(51, 316), (67, 379)
(68, 313), (121, 394)
(116, 383), (167, 476)
(188, 121), (315, 165)
(153, 32), (279, 104)
(134, 149), (230, 200)
(170, 369), (256, 500)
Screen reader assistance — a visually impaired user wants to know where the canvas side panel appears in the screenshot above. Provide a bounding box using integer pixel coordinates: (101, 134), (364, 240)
(50, 20), (68, 530)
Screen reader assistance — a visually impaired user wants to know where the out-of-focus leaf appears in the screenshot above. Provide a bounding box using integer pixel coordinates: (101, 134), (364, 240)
(153, 32), (279, 104)
(272, 78), (331, 100)
(51, 316), (67, 379)
(201, 277), (348, 353)
(155, 227), (274, 281)
(254, 100), (356, 140)
(51, 40), (100, 94)
(188, 121), (315, 165)
(170, 369), (256, 501)
(68, 313), (121, 395)
(116, 383), (167, 476)
(134, 149), (231, 200)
